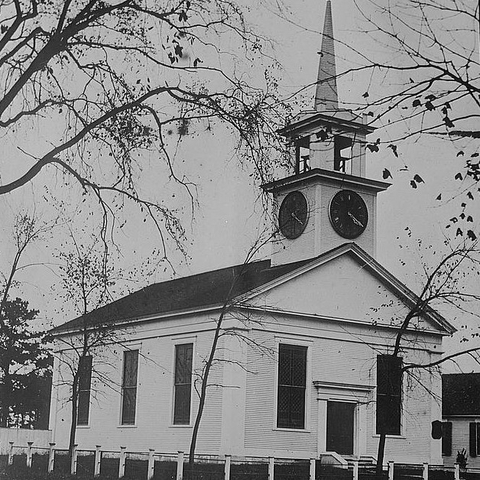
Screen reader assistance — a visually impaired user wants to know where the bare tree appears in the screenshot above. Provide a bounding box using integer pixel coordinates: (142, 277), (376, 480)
(187, 231), (274, 477)
(374, 238), (480, 474)
(0, 0), (287, 255)
(344, 1), (480, 237)
(53, 234), (122, 456)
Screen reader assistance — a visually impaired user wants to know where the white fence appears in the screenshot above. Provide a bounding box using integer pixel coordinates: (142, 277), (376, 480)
(0, 428), (51, 454)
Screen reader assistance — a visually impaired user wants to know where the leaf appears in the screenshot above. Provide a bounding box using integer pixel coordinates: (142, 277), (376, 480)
(457, 151), (464, 157)
(445, 102), (451, 109)
(387, 144), (398, 157)
(449, 217), (458, 223)
(426, 94), (436, 101)
(413, 174), (424, 183)
(410, 180), (417, 189)
(455, 172), (463, 180)
(456, 227), (463, 236)
(193, 58), (203, 67)
(367, 144), (379, 153)
(436, 193), (442, 201)
(443, 116), (454, 128)
(412, 99), (421, 107)
(425, 101), (435, 111)
(467, 216), (474, 222)
(472, 152), (479, 158)
(467, 230), (477, 241)
(382, 168), (392, 179)
(467, 191), (474, 200)
(174, 44), (183, 58)
(362, 92), (369, 98)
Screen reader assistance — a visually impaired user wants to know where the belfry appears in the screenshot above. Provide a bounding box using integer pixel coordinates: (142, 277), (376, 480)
(263, 0), (389, 265)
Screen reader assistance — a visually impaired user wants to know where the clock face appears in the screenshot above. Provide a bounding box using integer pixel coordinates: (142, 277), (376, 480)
(279, 191), (308, 239)
(329, 190), (368, 239)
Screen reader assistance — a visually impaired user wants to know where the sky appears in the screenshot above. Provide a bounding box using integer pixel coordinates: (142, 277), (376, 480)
(0, 0), (479, 371)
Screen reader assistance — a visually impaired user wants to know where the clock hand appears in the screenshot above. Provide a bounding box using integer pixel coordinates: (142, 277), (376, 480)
(348, 211), (364, 228)
(291, 212), (304, 225)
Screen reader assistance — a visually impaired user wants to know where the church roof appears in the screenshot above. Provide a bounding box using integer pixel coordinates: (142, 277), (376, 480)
(443, 373), (480, 416)
(51, 243), (455, 336)
(51, 253), (312, 335)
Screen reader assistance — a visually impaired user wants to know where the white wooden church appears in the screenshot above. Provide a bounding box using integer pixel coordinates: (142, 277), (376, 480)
(49, 1), (454, 467)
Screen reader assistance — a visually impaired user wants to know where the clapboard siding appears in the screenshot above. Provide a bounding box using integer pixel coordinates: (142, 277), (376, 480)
(52, 312), (224, 454)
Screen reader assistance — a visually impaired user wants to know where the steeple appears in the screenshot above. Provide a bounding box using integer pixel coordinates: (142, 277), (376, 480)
(314, 0), (338, 111)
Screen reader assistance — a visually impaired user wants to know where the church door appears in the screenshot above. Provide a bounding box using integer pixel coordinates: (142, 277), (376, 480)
(326, 401), (355, 455)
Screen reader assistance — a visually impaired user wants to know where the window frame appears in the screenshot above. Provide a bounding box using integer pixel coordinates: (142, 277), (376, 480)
(77, 355), (92, 427)
(470, 422), (480, 457)
(276, 342), (309, 431)
(120, 349), (139, 426)
(375, 354), (403, 436)
(172, 342), (194, 426)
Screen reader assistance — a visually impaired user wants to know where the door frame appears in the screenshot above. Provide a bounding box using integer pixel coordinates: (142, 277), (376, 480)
(313, 380), (374, 457)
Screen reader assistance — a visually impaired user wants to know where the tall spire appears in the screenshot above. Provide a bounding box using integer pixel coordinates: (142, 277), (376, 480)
(314, 0), (338, 111)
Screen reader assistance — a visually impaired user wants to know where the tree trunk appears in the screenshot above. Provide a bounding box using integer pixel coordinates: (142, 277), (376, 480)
(68, 373), (79, 459)
(376, 432), (386, 477)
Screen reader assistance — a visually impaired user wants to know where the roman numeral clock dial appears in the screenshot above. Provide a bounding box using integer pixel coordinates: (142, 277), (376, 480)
(329, 190), (368, 239)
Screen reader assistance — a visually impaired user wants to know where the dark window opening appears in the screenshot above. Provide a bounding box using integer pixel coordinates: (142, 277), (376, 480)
(173, 343), (193, 425)
(294, 137), (310, 174)
(277, 344), (307, 429)
(334, 135), (352, 173)
(77, 355), (92, 426)
(376, 355), (402, 435)
(121, 350), (139, 425)
(470, 422), (480, 457)
(442, 421), (452, 456)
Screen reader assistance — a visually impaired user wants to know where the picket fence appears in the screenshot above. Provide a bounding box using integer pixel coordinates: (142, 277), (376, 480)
(1, 441), (469, 480)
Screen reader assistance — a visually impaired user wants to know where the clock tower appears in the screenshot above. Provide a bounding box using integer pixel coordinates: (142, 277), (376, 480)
(263, 0), (389, 266)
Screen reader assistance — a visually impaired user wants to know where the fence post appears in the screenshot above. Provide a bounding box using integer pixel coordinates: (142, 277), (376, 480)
(148, 449), (155, 480)
(48, 443), (56, 473)
(94, 445), (102, 477)
(388, 461), (394, 480)
(119, 446), (126, 479)
(26, 442), (34, 468)
(454, 463), (460, 480)
(71, 444), (78, 475)
(353, 460), (359, 480)
(176, 451), (184, 480)
(309, 458), (316, 480)
(8, 441), (14, 466)
(225, 454), (231, 480)
(268, 457), (275, 480)
(423, 463), (428, 480)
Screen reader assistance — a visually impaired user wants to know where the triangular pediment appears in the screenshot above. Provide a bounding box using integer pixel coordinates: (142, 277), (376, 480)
(238, 244), (454, 335)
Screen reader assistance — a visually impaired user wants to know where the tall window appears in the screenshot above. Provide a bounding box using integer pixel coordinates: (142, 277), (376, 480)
(470, 423), (480, 457)
(277, 344), (307, 429)
(121, 349), (139, 425)
(173, 343), (193, 425)
(77, 355), (92, 426)
(376, 355), (402, 435)
(442, 421), (452, 456)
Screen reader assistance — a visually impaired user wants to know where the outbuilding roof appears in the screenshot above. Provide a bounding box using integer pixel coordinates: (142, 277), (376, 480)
(443, 373), (480, 416)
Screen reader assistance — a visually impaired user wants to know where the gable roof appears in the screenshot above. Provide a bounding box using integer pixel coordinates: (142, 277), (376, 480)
(51, 254), (312, 335)
(443, 373), (480, 416)
(51, 242), (455, 336)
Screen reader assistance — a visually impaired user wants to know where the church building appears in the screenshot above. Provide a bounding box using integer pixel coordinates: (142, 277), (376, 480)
(49, 1), (454, 467)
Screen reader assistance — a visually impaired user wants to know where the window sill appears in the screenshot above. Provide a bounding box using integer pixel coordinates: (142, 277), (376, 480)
(170, 424), (193, 428)
(76, 425), (90, 429)
(274, 427), (310, 433)
(372, 434), (405, 439)
(117, 424), (137, 428)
